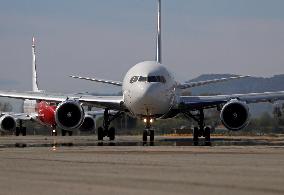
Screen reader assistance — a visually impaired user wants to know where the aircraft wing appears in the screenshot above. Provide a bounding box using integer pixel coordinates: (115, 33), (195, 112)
(85, 110), (118, 116)
(179, 91), (284, 110)
(70, 75), (122, 86)
(178, 75), (250, 89)
(1, 112), (36, 120)
(0, 91), (124, 111)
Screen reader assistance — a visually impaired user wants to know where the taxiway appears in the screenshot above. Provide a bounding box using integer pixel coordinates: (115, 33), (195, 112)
(0, 135), (283, 195)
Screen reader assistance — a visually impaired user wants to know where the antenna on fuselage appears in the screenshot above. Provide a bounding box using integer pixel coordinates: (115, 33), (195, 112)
(32, 36), (40, 92)
(155, 0), (162, 64)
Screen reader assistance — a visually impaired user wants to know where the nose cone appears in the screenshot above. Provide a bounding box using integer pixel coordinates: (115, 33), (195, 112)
(130, 83), (171, 116)
(138, 84), (158, 105)
(122, 61), (176, 117)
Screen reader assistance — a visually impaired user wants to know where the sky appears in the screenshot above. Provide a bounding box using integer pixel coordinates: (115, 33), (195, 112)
(0, 0), (284, 94)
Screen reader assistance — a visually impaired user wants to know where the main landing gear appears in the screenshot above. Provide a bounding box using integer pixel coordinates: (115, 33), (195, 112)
(15, 120), (26, 136)
(142, 118), (154, 145)
(97, 109), (122, 141)
(184, 109), (211, 146)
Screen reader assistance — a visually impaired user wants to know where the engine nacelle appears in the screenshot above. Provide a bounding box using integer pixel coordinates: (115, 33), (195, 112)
(55, 100), (85, 130)
(79, 115), (96, 131)
(0, 115), (16, 132)
(220, 100), (250, 131)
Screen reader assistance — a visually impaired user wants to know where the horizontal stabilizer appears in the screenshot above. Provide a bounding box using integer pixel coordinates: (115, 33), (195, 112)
(178, 75), (250, 89)
(70, 75), (122, 86)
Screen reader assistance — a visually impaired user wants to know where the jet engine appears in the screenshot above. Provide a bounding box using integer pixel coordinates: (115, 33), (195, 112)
(0, 115), (16, 132)
(79, 115), (96, 131)
(55, 100), (85, 130)
(220, 100), (250, 131)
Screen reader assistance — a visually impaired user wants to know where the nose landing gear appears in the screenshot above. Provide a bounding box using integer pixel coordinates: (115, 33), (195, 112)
(142, 118), (154, 145)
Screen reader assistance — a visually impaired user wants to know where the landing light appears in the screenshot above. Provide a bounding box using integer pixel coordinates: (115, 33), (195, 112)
(143, 118), (154, 123)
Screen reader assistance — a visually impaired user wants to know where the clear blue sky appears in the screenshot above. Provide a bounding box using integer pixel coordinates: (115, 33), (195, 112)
(0, 0), (284, 93)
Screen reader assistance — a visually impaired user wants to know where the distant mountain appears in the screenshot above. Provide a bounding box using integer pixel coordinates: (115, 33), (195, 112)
(188, 74), (284, 95)
(186, 74), (284, 116)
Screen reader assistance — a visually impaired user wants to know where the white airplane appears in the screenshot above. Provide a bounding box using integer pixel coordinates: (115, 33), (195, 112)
(1, 0), (284, 144)
(0, 37), (98, 136)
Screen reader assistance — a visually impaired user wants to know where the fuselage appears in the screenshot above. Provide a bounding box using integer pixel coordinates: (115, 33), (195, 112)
(23, 100), (56, 127)
(122, 61), (178, 118)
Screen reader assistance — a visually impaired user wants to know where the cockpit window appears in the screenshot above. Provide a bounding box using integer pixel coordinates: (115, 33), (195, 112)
(130, 76), (139, 83)
(156, 76), (166, 83)
(138, 76), (146, 82)
(147, 76), (157, 82)
(130, 75), (166, 83)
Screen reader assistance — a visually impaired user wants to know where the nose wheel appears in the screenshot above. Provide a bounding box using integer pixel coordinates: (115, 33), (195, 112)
(142, 118), (154, 145)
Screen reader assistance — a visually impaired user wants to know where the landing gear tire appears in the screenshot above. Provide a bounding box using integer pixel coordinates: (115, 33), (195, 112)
(98, 109), (122, 141)
(61, 129), (66, 136)
(193, 127), (199, 146)
(21, 127), (26, 136)
(185, 109), (212, 146)
(149, 130), (154, 142)
(143, 130), (148, 144)
(149, 130), (154, 146)
(16, 127), (20, 136)
(98, 127), (104, 141)
(108, 127), (115, 141)
(68, 131), (73, 136)
(204, 126), (211, 146)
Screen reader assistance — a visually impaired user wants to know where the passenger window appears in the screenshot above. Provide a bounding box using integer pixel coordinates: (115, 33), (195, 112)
(130, 76), (138, 83)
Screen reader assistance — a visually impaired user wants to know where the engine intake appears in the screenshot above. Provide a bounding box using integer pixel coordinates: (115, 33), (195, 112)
(220, 100), (250, 131)
(79, 115), (96, 131)
(55, 100), (84, 130)
(0, 115), (16, 132)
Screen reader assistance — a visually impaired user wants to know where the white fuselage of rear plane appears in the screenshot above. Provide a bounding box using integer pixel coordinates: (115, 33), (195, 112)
(122, 61), (179, 118)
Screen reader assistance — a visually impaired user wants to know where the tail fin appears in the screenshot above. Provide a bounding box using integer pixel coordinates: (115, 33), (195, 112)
(155, 0), (162, 63)
(32, 36), (40, 92)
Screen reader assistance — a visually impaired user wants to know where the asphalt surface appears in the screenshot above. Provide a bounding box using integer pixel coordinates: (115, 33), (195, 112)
(0, 135), (283, 195)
